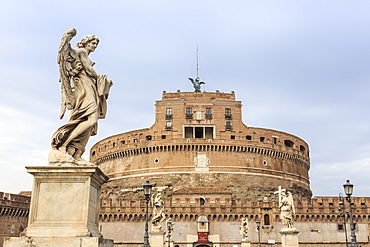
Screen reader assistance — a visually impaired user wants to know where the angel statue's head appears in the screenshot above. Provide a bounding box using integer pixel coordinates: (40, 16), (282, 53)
(77, 35), (100, 53)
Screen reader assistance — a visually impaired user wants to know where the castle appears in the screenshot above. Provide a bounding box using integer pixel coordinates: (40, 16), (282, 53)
(90, 90), (370, 247)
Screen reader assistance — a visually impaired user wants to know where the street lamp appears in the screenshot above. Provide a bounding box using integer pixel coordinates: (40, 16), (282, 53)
(256, 221), (261, 247)
(143, 181), (152, 247)
(167, 218), (173, 247)
(343, 180), (358, 247)
(338, 193), (349, 247)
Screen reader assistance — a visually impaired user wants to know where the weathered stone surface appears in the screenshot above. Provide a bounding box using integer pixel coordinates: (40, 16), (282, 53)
(149, 231), (165, 247)
(21, 166), (108, 238)
(4, 236), (113, 247)
(280, 230), (299, 247)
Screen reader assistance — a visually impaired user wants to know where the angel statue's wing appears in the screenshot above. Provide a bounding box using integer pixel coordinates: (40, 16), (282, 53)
(287, 192), (295, 214)
(188, 78), (194, 83)
(57, 28), (79, 119)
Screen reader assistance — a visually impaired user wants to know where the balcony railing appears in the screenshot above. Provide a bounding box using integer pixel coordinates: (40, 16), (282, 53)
(205, 114), (213, 120)
(225, 114), (232, 120)
(186, 114), (193, 119)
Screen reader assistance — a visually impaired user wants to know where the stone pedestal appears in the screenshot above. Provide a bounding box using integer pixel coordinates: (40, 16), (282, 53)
(280, 230), (299, 247)
(150, 230), (165, 247)
(4, 166), (113, 247)
(241, 239), (251, 247)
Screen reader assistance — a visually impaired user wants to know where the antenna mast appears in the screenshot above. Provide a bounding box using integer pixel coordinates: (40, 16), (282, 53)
(196, 45), (199, 79)
(188, 45), (205, 92)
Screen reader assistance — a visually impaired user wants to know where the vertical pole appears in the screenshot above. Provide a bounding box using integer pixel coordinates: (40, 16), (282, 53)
(196, 45), (199, 79)
(143, 196), (150, 247)
(347, 197), (358, 247)
(256, 221), (261, 247)
(168, 230), (170, 247)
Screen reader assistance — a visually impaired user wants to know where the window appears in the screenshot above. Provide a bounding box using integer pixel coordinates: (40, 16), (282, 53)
(273, 137), (278, 144)
(300, 145), (306, 153)
(161, 135), (166, 139)
(246, 135), (252, 140)
(200, 198), (205, 206)
(185, 127), (193, 138)
(166, 108), (172, 119)
(225, 108), (232, 119)
(337, 224), (344, 231)
(264, 214), (270, 225)
(166, 121), (172, 131)
(195, 127), (203, 138)
(186, 107), (193, 119)
(146, 135), (152, 140)
(260, 137), (265, 142)
(184, 126), (214, 139)
(133, 139), (138, 143)
(231, 135), (235, 140)
(225, 122), (232, 131)
(284, 140), (294, 148)
(205, 108), (212, 119)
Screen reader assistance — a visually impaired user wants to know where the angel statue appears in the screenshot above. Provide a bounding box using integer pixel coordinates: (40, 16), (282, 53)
(239, 216), (249, 241)
(278, 190), (296, 231)
(48, 28), (113, 166)
(151, 192), (166, 232)
(188, 77), (205, 92)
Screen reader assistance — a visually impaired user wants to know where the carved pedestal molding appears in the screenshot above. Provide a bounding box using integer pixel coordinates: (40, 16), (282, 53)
(150, 230), (165, 247)
(4, 165), (113, 247)
(280, 230), (299, 247)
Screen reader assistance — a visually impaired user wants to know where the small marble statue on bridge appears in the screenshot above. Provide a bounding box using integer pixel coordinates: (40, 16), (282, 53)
(152, 192), (166, 232)
(239, 216), (249, 241)
(275, 186), (296, 231)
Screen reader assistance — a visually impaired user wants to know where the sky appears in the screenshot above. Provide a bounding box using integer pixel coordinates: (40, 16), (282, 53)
(0, 1), (369, 198)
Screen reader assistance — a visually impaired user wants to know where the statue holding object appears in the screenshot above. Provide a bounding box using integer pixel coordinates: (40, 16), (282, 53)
(275, 186), (296, 231)
(49, 28), (113, 166)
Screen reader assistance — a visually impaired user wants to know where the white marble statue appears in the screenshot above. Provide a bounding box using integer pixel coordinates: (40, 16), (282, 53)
(275, 187), (296, 231)
(239, 216), (249, 241)
(151, 193), (166, 232)
(49, 28), (112, 166)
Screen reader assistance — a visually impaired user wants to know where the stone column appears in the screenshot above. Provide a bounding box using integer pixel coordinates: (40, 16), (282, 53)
(4, 165), (113, 247)
(149, 230), (165, 247)
(280, 230), (299, 247)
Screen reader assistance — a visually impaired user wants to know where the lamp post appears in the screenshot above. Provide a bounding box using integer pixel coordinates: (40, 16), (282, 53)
(256, 221), (261, 247)
(143, 181), (152, 247)
(343, 180), (358, 247)
(167, 218), (173, 247)
(338, 193), (349, 247)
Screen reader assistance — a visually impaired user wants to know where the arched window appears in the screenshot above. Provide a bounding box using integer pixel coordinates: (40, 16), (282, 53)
(284, 140), (294, 148)
(264, 214), (270, 225)
(200, 197), (205, 206)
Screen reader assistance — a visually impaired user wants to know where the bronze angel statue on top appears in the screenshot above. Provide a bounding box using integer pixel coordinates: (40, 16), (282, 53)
(188, 77), (205, 92)
(48, 28), (113, 166)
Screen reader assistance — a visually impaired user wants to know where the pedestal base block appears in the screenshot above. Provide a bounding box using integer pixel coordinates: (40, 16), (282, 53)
(150, 231), (165, 247)
(280, 230), (299, 247)
(22, 166), (108, 238)
(4, 237), (113, 247)
(241, 239), (251, 247)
